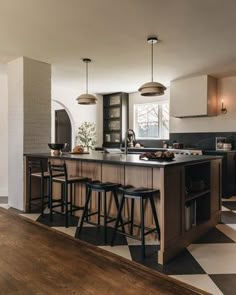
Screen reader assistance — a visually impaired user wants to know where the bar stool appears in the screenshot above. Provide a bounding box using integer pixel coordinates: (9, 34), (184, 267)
(48, 162), (90, 227)
(111, 185), (160, 259)
(28, 159), (49, 216)
(77, 180), (124, 244)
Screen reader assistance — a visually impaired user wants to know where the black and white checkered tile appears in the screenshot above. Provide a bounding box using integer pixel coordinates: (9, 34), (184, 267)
(1, 198), (236, 295)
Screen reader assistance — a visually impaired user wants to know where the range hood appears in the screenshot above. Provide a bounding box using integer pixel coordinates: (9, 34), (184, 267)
(170, 75), (217, 118)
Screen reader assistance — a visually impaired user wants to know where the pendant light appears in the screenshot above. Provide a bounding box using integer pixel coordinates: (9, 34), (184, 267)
(138, 37), (166, 96)
(76, 58), (97, 105)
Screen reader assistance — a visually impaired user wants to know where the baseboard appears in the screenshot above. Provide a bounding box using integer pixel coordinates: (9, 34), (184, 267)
(0, 188), (8, 197)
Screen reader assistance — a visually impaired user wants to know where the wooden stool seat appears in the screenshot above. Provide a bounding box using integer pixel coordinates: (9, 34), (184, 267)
(87, 180), (120, 192)
(118, 185), (159, 198)
(31, 171), (50, 178)
(53, 175), (89, 183)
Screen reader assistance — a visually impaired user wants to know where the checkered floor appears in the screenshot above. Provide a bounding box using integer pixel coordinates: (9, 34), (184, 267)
(1, 198), (236, 295)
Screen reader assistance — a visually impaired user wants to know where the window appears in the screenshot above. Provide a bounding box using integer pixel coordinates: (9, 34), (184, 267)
(134, 102), (169, 139)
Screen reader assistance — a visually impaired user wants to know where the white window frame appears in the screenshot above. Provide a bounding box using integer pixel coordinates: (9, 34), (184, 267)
(133, 101), (169, 140)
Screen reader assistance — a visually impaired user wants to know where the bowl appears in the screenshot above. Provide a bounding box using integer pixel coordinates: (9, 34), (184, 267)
(48, 143), (68, 151)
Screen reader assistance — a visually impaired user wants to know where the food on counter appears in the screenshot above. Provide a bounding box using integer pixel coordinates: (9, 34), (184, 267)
(139, 151), (175, 161)
(72, 145), (84, 153)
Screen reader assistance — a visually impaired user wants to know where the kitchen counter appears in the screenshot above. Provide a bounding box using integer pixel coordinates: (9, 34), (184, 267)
(24, 151), (221, 168)
(24, 152), (222, 265)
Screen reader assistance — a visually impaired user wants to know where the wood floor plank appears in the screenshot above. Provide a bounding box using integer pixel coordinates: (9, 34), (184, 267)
(0, 208), (209, 295)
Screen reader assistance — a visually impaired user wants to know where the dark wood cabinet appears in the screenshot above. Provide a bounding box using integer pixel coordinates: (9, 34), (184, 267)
(204, 150), (236, 198)
(103, 92), (129, 147)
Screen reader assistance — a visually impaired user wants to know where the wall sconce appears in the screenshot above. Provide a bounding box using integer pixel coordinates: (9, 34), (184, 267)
(221, 99), (227, 114)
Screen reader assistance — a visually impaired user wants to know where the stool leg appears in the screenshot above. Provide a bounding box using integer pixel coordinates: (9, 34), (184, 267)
(28, 173), (32, 213)
(61, 183), (64, 213)
(40, 177), (44, 217)
(113, 191), (125, 233)
(98, 192), (101, 225)
(149, 196), (160, 240)
(111, 194), (125, 246)
(70, 183), (73, 216)
(104, 191), (107, 244)
(49, 179), (53, 222)
(85, 185), (89, 222)
(64, 183), (69, 228)
(78, 188), (92, 234)
(47, 178), (50, 208)
(130, 198), (134, 235)
(140, 198), (145, 259)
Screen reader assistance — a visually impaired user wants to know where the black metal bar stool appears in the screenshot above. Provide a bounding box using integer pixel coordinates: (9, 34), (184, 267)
(28, 159), (50, 215)
(77, 181), (123, 244)
(111, 185), (160, 259)
(48, 162), (90, 227)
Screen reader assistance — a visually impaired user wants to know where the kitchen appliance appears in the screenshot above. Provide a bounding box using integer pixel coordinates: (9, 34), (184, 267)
(173, 142), (184, 149)
(170, 149), (202, 156)
(216, 137), (226, 150)
(223, 143), (232, 151)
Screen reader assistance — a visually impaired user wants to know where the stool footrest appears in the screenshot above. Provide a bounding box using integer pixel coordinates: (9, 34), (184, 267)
(116, 223), (158, 236)
(71, 206), (84, 212)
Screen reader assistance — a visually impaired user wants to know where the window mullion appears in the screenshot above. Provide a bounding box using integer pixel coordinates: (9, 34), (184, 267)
(158, 104), (162, 139)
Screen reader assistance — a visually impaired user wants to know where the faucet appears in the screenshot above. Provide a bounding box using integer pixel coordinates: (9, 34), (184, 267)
(124, 130), (128, 155)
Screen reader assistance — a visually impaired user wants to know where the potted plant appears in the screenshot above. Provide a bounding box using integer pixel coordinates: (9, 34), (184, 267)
(76, 122), (97, 152)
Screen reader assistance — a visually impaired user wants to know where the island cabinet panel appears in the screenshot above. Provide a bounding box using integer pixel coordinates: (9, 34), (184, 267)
(101, 164), (125, 218)
(124, 166), (154, 229)
(163, 166), (183, 242)
(211, 159), (222, 214)
(153, 166), (184, 264)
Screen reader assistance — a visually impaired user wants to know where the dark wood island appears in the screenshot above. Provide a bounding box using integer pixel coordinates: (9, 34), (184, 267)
(24, 152), (222, 265)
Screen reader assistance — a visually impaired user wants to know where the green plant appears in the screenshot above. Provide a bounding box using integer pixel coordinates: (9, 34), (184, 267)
(76, 122), (97, 150)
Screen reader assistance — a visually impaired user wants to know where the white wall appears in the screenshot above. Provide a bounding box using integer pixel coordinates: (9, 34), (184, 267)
(52, 84), (103, 147)
(0, 65), (8, 196)
(170, 76), (236, 133)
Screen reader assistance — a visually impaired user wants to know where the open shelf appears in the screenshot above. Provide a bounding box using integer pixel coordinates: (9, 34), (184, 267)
(185, 189), (211, 203)
(184, 161), (211, 231)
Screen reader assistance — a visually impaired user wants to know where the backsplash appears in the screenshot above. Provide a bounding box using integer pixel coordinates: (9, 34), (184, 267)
(138, 132), (236, 150)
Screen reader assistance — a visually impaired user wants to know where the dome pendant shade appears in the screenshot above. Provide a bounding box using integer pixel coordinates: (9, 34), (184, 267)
(138, 81), (166, 96)
(76, 93), (97, 105)
(77, 58), (97, 105)
(139, 37), (166, 96)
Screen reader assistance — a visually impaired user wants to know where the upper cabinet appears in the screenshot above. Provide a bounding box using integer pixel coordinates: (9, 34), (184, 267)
(170, 75), (217, 118)
(103, 92), (129, 147)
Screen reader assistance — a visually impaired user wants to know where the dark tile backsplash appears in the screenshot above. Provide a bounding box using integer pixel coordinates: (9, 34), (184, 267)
(138, 132), (236, 150)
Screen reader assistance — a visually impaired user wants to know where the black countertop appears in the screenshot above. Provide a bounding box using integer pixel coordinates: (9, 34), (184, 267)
(24, 152), (222, 168)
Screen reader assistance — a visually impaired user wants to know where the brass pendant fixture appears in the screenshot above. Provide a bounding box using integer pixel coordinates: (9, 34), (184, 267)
(138, 37), (166, 96)
(77, 58), (97, 105)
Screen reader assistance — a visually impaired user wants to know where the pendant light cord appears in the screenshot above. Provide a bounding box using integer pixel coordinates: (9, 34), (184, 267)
(86, 61), (88, 94)
(151, 40), (153, 82)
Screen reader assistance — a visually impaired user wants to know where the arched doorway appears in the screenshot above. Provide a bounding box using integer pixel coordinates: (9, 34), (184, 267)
(55, 109), (72, 152)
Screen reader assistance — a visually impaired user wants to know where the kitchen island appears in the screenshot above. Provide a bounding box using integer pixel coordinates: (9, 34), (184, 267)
(24, 152), (222, 264)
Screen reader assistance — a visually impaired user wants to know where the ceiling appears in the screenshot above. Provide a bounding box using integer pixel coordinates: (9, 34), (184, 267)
(1, 0), (236, 94)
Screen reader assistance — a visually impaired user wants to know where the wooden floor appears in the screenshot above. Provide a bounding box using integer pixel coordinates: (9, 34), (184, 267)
(0, 208), (208, 295)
